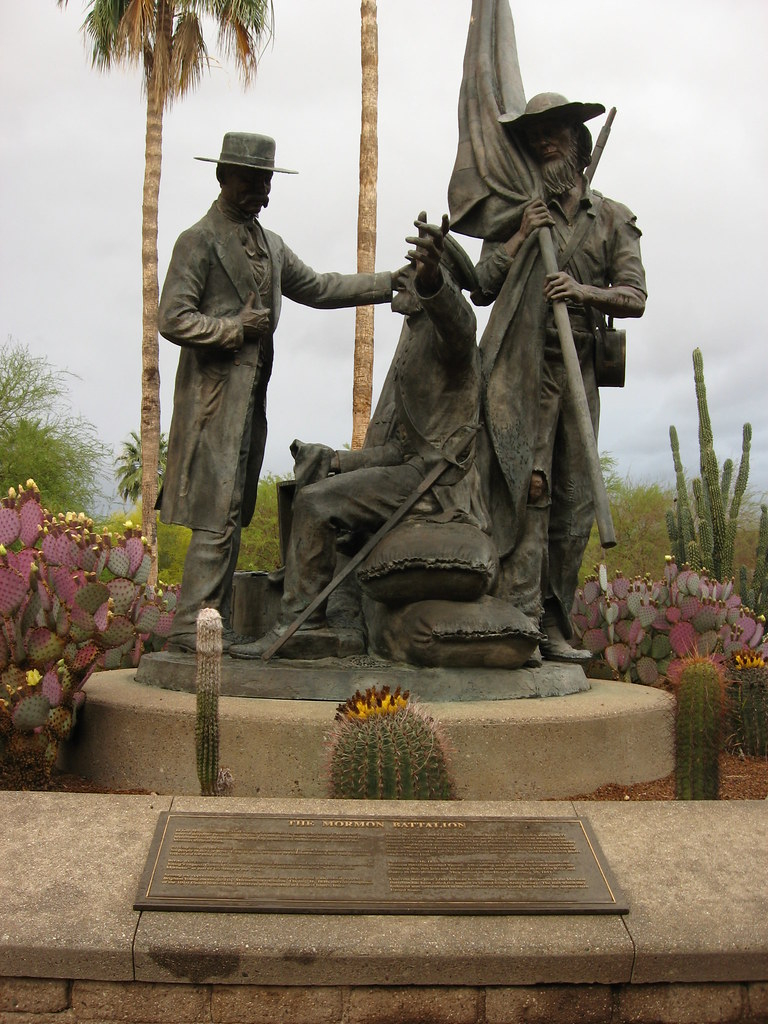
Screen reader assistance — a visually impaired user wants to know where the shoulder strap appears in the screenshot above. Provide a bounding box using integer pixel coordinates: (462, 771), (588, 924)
(556, 195), (602, 272)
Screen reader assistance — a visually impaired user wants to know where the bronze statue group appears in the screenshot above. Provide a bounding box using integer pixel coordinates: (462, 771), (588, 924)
(157, 82), (645, 671)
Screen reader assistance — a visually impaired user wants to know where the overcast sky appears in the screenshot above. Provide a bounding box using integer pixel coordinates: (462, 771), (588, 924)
(2, 0), (767, 513)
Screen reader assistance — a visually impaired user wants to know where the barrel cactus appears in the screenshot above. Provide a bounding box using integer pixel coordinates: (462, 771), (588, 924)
(726, 650), (768, 757)
(327, 686), (456, 800)
(672, 655), (727, 800)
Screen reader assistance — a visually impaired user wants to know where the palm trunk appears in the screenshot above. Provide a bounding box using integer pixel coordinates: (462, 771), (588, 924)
(140, 87), (163, 585)
(351, 0), (378, 449)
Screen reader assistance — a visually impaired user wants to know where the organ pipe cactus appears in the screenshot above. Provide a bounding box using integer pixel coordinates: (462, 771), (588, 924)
(327, 686), (456, 800)
(572, 558), (767, 685)
(672, 655), (727, 800)
(666, 348), (751, 582)
(195, 607), (233, 797)
(739, 505), (768, 620)
(0, 481), (177, 785)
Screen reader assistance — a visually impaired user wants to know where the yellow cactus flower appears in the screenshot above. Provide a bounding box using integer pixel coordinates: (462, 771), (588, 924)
(733, 650), (765, 671)
(8, 487), (16, 499)
(25, 669), (42, 688)
(337, 685), (410, 721)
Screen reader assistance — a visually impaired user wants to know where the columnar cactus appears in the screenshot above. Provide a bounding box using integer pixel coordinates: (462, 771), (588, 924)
(739, 505), (768, 619)
(195, 608), (221, 797)
(666, 348), (751, 582)
(194, 608), (233, 797)
(726, 650), (768, 757)
(673, 655), (726, 800)
(327, 686), (456, 800)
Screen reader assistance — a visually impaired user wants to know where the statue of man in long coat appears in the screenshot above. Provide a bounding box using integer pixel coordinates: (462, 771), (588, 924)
(158, 133), (396, 653)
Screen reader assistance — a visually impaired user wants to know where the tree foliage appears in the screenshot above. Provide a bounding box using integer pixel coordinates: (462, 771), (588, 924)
(236, 474), (287, 573)
(579, 454), (675, 583)
(115, 429), (168, 505)
(105, 473), (288, 586)
(0, 339), (110, 515)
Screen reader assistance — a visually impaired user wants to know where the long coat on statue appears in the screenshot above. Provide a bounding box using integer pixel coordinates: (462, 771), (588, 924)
(158, 199), (392, 534)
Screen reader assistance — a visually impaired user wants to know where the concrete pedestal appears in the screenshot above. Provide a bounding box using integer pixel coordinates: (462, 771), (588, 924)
(59, 670), (673, 799)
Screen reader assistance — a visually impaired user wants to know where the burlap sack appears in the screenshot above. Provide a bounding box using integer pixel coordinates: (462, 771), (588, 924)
(358, 520), (499, 606)
(365, 594), (542, 669)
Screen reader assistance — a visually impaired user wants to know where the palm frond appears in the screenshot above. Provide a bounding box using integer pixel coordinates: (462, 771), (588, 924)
(214, 0), (274, 82)
(170, 13), (209, 100)
(117, 0), (157, 58)
(149, 26), (173, 105)
(81, 0), (133, 68)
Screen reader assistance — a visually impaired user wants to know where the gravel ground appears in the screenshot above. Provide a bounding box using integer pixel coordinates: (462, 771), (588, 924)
(566, 751), (768, 801)
(2, 752), (766, 800)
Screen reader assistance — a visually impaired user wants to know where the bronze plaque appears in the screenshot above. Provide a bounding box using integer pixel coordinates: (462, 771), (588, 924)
(135, 812), (626, 915)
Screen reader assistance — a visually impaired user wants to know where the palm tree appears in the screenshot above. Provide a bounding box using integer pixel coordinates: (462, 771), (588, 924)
(115, 429), (168, 506)
(58, 0), (274, 580)
(351, 0), (378, 449)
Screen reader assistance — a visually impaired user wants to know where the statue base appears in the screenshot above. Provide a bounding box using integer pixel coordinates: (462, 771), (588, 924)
(135, 650), (590, 702)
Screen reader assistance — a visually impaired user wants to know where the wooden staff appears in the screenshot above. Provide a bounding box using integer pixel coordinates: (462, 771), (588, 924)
(536, 107), (619, 549)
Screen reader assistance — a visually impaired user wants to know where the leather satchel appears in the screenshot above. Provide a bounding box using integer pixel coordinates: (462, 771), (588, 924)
(593, 315), (626, 388)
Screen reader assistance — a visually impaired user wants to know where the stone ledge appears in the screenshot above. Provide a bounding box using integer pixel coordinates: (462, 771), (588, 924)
(0, 795), (765, 993)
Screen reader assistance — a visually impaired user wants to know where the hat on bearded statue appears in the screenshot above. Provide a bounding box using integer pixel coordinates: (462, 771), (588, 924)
(498, 92), (605, 131)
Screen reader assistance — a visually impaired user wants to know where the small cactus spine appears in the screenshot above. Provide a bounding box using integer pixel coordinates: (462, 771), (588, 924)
(195, 608), (221, 797)
(328, 686), (456, 800)
(673, 655), (726, 800)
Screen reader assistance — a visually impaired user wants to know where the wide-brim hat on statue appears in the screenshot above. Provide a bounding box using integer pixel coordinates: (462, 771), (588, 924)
(499, 93), (605, 131)
(195, 132), (297, 174)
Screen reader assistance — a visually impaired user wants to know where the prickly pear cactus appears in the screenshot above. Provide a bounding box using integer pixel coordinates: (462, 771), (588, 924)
(726, 650), (768, 757)
(572, 558), (767, 686)
(673, 655), (726, 800)
(0, 481), (178, 786)
(327, 686), (456, 800)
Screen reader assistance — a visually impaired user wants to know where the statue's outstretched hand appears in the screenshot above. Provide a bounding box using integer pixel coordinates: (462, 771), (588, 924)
(405, 211), (449, 295)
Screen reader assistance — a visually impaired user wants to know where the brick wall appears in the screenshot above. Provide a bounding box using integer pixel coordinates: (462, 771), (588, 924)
(1, 978), (767, 1023)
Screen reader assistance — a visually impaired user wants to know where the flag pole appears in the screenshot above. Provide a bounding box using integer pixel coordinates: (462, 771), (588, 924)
(537, 226), (616, 548)
(535, 104), (619, 549)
